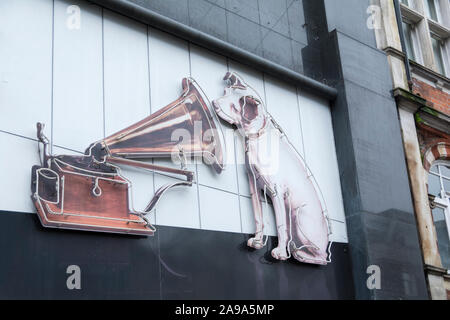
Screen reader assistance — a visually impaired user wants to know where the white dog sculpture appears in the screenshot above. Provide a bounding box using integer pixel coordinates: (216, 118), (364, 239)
(212, 72), (331, 265)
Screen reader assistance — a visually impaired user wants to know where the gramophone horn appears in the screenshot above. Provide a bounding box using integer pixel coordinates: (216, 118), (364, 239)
(103, 78), (226, 173)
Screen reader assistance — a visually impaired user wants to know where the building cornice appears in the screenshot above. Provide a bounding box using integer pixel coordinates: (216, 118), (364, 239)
(410, 61), (450, 90)
(416, 107), (450, 134)
(424, 264), (450, 277)
(383, 46), (406, 60)
(393, 87), (428, 113)
(393, 88), (449, 133)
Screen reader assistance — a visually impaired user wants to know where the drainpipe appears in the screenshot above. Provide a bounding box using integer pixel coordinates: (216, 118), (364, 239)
(393, 0), (413, 88)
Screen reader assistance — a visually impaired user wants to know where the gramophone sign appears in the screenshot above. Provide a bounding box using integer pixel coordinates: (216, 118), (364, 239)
(31, 78), (225, 235)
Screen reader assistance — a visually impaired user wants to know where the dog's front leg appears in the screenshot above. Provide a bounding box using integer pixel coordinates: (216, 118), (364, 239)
(247, 171), (265, 250)
(271, 191), (289, 261)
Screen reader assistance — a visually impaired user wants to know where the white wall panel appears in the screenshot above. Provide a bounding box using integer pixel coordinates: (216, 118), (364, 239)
(0, 0), (52, 138)
(152, 174), (199, 228)
(102, 11), (155, 225)
(103, 10), (150, 136)
(0, 133), (41, 213)
(298, 89), (347, 233)
(264, 76), (304, 156)
(148, 28), (190, 113)
(120, 166), (156, 225)
(329, 220), (348, 243)
(199, 186), (241, 233)
(0, 133), (79, 214)
(52, 0), (103, 152)
(0, 1), (348, 243)
(189, 45), (238, 194)
(147, 27), (199, 228)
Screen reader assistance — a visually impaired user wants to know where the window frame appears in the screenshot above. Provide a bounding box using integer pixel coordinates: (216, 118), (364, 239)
(399, 0), (450, 77)
(432, 197), (450, 245)
(424, 0), (443, 23)
(430, 33), (447, 75)
(402, 18), (425, 64)
(429, 162), (450, 270)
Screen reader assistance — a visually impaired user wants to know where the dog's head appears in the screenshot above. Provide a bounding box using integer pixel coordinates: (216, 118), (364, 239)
(212, 72), (264, 128)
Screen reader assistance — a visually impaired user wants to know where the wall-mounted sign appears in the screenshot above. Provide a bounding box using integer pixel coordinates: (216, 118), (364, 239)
(31, 78), (225, 235)
(213, 72), (332, 265)
(31, 75), (331, 265)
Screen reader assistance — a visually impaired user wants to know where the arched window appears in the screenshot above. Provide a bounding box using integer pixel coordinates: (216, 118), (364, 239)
(428, 161), (450, 270)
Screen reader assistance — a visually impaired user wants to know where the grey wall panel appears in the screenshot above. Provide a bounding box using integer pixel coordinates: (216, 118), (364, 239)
(92, 0), (325, 89)
(338, 77), (428, 299)
(188, 0), (228, 42)
(319, 0), (429, 298)
(324, 0), (377, 49)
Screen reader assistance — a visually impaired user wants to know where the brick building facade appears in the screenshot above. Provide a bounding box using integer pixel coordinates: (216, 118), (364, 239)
(412, 78), (450, 115)
(375, 0), (450, 299)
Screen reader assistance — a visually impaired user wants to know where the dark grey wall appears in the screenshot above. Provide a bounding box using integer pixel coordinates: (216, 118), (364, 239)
(3, 0), (429, 300)
(320, 0), (428, 299)
(130, 0), (309, 75)
(86, 0), (428, 300)
(0, 211), (354, 299)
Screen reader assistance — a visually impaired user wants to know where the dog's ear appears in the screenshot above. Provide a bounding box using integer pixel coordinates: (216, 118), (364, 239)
(247, 95), (261, 105)
(224, 72), (246, 90)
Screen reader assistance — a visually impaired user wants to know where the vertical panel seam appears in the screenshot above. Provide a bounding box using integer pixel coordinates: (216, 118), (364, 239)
(256, 0), (263, 53)
(296, 87), (306, 159)
(188, 42), (202, 229)
(50, 0), (55, 154)
(146, 25), (162, 301)
(147, 26), (157, 226)
(227, 58), (243, 233)
(224, 1), (229, 42)
(261, 71), (272, 236)
(101, 8), (106, 138)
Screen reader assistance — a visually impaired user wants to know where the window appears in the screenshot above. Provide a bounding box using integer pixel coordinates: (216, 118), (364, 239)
(428, 163), (450, 270)
(431, 34), (447, 76)
(399, 0), (449, 77)
(424, 0), (442, 23)
(402, 21), (420, 62)
(401, 0), (411, 7)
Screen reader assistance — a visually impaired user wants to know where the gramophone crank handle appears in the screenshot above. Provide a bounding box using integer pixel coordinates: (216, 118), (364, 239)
(36, 122), (51, 163)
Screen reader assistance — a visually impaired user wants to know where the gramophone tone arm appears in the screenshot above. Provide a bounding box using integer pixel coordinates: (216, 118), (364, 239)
(106, 156), (194, 183)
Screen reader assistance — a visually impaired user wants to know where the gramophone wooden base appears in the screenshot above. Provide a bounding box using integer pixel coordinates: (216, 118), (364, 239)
(33, 197), (154, 236)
